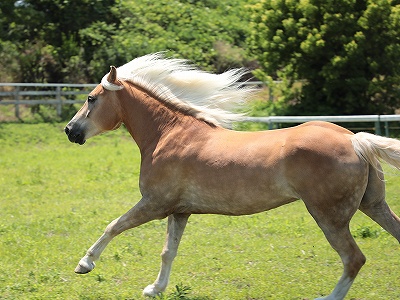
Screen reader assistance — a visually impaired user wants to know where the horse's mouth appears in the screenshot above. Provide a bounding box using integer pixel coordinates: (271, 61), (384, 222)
(65, 127), (86, 145)
(68, 133), (86, 145)
(75, 138), (86, 145)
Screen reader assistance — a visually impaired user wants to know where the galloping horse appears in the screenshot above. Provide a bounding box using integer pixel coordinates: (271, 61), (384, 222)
(65, 53), (400, 299)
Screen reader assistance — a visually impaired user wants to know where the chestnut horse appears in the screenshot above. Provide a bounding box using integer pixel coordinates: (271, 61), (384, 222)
(65, 53), (400, 299)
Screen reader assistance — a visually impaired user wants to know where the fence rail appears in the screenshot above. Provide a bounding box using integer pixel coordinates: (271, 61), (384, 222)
(1, 83), (400, 136)
(0, 82), (267, 118)
(244, 115), (400, 136)
(0, 83), (97, 118)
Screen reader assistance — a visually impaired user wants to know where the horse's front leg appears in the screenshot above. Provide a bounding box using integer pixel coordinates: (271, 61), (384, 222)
(143, 213), (190, 297)
(75, 197), (164, 274)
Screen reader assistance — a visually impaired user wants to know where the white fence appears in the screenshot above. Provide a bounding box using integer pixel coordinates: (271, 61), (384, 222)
(244, 115), (400, 136)
(1, 83), (400, 136)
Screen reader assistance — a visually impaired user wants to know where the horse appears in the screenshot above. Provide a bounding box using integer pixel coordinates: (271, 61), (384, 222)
(65, 53), (400, 300)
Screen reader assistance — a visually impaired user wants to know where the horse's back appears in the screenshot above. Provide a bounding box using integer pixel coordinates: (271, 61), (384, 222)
(297, 120), (354, 134)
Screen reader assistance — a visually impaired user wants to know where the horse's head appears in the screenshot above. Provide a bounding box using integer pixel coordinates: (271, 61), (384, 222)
(65, 66), (123, 145)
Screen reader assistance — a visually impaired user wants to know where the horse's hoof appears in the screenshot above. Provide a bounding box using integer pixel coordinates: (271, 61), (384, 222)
(74, 259), (95, 274)
(143, 284), (160, 297)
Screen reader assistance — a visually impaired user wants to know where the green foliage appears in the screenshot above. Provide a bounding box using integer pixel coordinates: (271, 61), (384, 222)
(155, 284), (196, 300)
(2, 0), (400, 118)
(248, 0), (400, 115)
(0, 0), (255, 83)
(0, 0), (118, 83)
(354, 225), (382, 239)
(108, 0), (254, 74)
(0, 40), (20, 81)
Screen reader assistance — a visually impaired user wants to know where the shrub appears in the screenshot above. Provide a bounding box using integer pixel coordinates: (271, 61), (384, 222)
(248, 0), (400, 116)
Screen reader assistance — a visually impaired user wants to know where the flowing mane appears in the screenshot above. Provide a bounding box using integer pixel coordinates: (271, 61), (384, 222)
(101, 53), (256, 127)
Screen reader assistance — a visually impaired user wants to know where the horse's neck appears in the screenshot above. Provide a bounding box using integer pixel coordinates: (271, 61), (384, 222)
(119, 83), (198, 154)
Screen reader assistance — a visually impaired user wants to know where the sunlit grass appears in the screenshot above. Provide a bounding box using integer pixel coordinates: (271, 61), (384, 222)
(0, 123), (399, 299)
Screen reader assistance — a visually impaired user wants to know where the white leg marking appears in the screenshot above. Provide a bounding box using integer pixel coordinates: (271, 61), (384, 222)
(75, 233), (113, 273)
(314, 276), (354, 300)
(143, 213), (190, 296)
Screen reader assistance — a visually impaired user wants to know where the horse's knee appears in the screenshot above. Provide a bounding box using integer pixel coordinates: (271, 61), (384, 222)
(161, 249), (175, 262)
(104, 219), (119, 236)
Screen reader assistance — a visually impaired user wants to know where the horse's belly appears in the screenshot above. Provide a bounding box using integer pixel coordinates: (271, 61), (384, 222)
(177, 178), (298, 215)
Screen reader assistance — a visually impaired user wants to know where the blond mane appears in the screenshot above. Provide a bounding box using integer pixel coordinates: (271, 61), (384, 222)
(101, 53), (256, 127)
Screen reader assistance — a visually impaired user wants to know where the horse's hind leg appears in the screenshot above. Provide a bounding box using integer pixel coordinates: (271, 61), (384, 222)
(304, 196), (366, 300)
(359, 168), (400, 242)
(143, 213), (190, 297)
(75, 197), (165, 274)
(314, 225), (366, 300)
(360, 200), (400, 242)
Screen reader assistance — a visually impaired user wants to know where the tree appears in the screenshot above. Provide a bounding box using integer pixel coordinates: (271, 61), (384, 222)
(0, 0), (118, 83)
(248, 0), (400, 115)
(107, 0), (253, 74)
(1, 0), (255, 83)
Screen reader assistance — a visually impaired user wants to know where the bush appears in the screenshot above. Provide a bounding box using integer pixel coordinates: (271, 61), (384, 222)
(248, 0), (400, 116)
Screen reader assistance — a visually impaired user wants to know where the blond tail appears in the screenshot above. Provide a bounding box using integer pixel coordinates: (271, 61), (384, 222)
(350, 132), (400, 171)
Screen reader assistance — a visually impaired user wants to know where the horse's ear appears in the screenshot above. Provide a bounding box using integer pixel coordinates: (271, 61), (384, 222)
(101, 66), (123, 91)
(107, 66), (117, 83)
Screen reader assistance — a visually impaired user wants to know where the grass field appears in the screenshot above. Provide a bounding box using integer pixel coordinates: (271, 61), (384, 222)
(0, 122), (399, 300)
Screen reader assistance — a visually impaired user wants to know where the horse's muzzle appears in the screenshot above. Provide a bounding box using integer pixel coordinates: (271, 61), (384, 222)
(65, 125), (86, 145)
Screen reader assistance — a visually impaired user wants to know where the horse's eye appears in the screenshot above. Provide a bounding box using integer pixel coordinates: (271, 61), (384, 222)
(88, 96), (96, 103)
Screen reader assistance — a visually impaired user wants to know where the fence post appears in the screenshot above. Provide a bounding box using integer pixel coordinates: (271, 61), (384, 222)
(56, 85), (62, 116)
(374, 120), (381, 135)
(14, 86), (20, 119)
(384, 121), (389, 137)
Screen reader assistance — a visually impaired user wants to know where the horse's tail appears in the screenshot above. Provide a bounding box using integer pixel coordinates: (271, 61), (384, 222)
(350, 132), (400, 171)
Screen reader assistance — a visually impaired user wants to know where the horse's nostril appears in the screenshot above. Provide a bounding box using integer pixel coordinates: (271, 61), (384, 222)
(65, 126), (70, 135)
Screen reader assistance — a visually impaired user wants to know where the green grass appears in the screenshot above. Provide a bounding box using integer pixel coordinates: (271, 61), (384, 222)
(0, 123), (399, 300)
